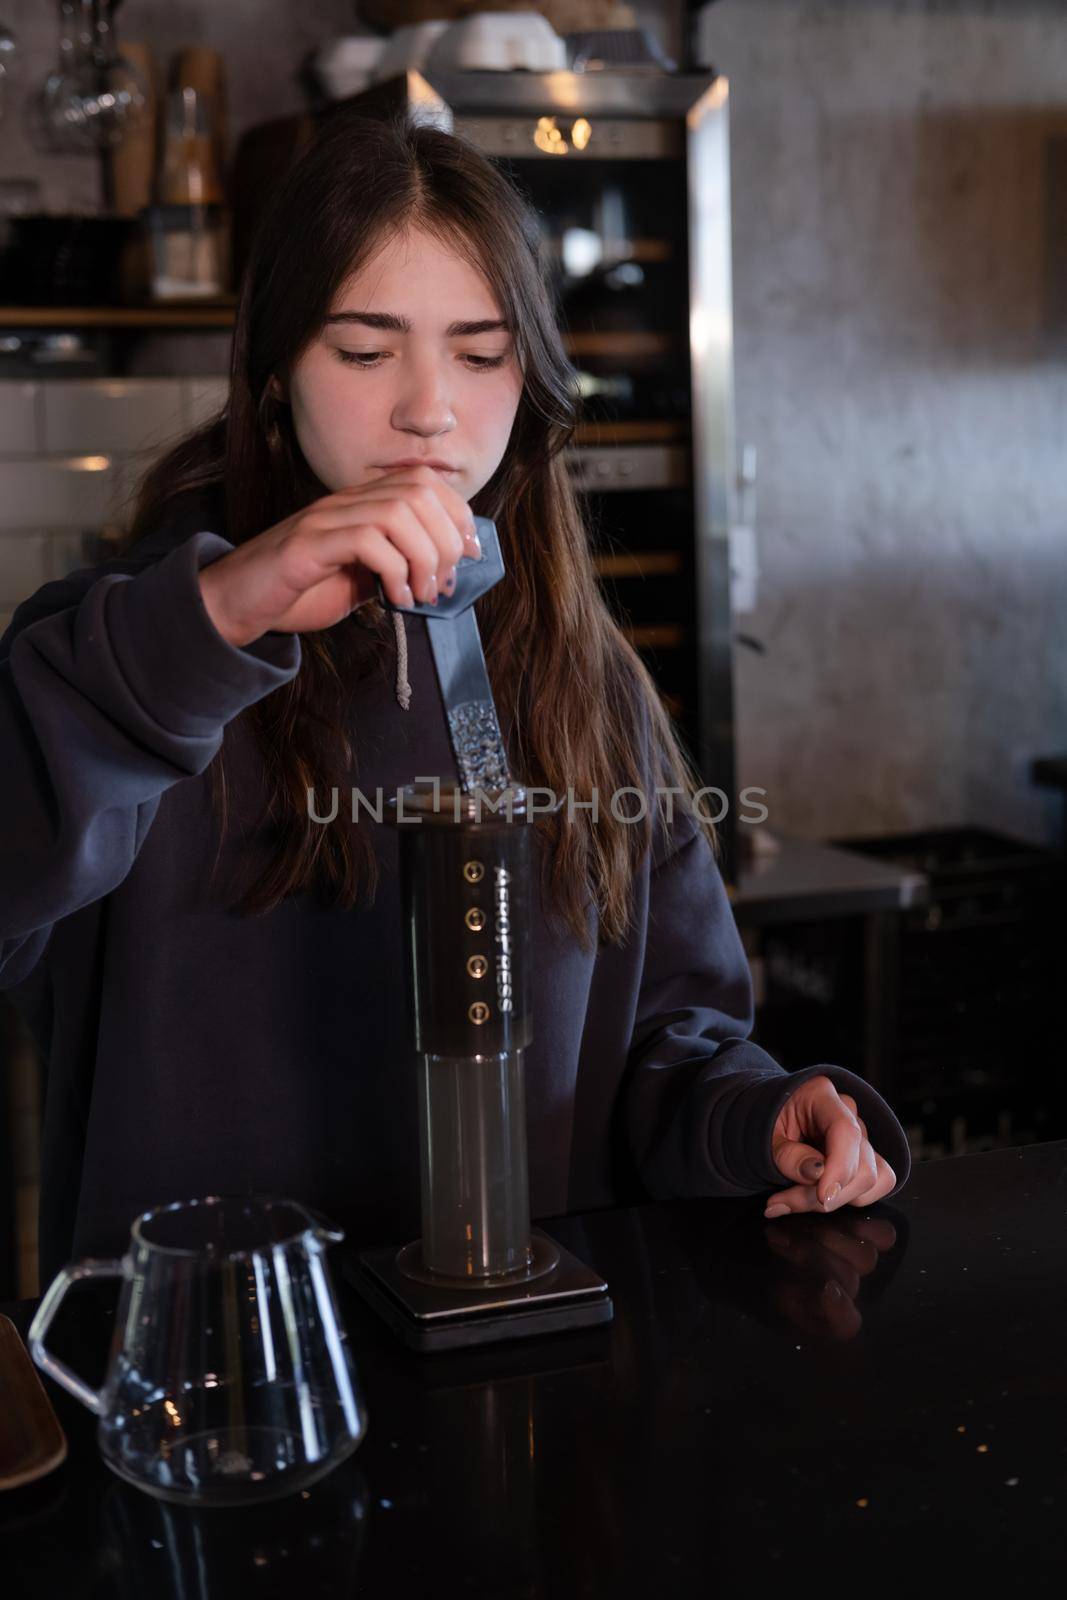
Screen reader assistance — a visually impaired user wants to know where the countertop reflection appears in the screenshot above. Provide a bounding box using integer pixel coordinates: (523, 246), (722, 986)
(3, 1140), (1064, 1596)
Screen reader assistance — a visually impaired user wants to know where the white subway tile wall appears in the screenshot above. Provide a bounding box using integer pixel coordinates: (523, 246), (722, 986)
(184, 377), (229, 432)
(0, 377), (229, 640)
(46, 530), (98, 585)
(0, 382), (40, 454)
(0, 533), (52, 608)
(41, 378), (187, 455)
(1, 458), (118, 531)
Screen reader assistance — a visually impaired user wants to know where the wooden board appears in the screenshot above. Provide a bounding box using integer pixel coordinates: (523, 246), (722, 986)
(0, 1314), (67, 1491)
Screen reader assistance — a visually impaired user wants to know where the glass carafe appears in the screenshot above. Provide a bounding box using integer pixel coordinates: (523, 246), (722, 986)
(29, 1195), (368, 1505)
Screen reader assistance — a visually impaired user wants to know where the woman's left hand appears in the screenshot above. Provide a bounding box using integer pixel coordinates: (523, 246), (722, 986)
(765, 1075), (897, 1218)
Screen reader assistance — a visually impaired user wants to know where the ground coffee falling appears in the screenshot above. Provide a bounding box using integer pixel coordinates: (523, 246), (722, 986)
(447, 699), (511, 793)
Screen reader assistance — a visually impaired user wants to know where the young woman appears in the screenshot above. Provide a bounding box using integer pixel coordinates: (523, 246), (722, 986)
(0, 109), (910, 1281)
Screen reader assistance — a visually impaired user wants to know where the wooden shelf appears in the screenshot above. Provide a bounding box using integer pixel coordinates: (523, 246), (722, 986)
(0, 302), (238, 328)
(621, 624), (685, 650)
(594, 551), (683, 577)
(548, 237), (675, 264)
(565, 331), (675, 357)
(573, 420), (686, 445)
(0, 310), (677, 359)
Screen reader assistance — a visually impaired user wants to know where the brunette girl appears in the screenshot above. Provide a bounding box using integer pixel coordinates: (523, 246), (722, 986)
(0, 108), (910, 1280)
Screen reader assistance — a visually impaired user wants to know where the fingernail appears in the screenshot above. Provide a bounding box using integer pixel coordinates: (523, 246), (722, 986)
(443, 566), (457, 593)
(764, 1204), (789, 1219)
(466, 528), (482, 557)
(422, 576), (437, 603)
(399, 584), (415, 609)
(823, 1183), (842, 1209)
(801, 1158), (824, 1183)
(824, 1279), (844, 1300)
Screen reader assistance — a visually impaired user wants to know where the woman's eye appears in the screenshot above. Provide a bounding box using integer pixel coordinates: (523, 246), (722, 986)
(334, 349), (507, 370)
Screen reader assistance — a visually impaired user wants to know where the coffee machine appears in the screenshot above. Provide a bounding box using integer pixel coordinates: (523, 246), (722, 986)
(347, 517), (613, 1352)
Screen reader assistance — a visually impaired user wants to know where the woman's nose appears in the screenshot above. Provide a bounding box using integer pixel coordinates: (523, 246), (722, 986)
(391, 360), (456, 433)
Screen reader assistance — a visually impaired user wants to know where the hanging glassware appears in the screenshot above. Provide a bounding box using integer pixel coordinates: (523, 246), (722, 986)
(29, 0), (147, 154)
(0, 18), (18, 124)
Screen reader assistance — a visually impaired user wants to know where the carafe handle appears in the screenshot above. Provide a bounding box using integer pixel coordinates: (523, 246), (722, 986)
(28, 1257), (125, 1415)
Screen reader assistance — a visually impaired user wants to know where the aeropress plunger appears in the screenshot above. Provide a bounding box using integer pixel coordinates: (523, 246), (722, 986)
(346, 516), (613, 1352)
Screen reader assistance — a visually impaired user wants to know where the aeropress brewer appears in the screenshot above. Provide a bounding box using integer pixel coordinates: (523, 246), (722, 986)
(346, 515), (613, 1352)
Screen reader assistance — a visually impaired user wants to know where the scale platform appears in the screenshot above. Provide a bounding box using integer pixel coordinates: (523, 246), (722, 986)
(345, 1228), (613, 1353)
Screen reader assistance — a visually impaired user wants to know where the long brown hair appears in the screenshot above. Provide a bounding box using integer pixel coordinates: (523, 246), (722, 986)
(122, 105), (718, 950)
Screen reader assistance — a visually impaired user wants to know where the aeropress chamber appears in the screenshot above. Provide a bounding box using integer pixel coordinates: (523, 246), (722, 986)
(346, 516), (613, 1352)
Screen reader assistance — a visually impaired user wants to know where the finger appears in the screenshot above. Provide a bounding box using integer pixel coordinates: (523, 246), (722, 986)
(306, 503), (442, 604)
(354, 467), (477, 561)
(770, 1138), (826, 1188)
(310, 483), (474, 578)
(849, 1153), (896, 1209)
(341, 528), (419, 610)
(360, 460), (475, 522)
(764, 1182), (823, 1217)
(816, 1112), (866, 1207)
(823, 1140), (883, 1214)
(361, 484), (466, 591)
(765, 1138), (895, 1221)
(768, 1131), (881, 1218)
(383, 499), (452, 602)
(838, 1095), (869, 1144)
(402, 481), (468, 587)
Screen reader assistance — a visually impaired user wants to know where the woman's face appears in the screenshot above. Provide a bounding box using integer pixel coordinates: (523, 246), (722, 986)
(278, 226), (525, 503)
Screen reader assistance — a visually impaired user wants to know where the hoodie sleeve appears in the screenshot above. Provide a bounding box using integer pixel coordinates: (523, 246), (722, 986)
(0, 529), (301, 988)
(622, 816), (912, 1202)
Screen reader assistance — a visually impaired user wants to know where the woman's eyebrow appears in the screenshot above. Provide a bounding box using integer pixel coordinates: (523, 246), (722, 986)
(324, 311), (510, 336)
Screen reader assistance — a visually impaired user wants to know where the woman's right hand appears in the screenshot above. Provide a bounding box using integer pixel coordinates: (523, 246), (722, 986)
(197, 465), (483, 649)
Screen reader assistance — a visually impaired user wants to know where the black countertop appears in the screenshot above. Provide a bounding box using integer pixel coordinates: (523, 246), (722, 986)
(3, 1140), (1065, 1597)
(730, 832), (928, 924)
